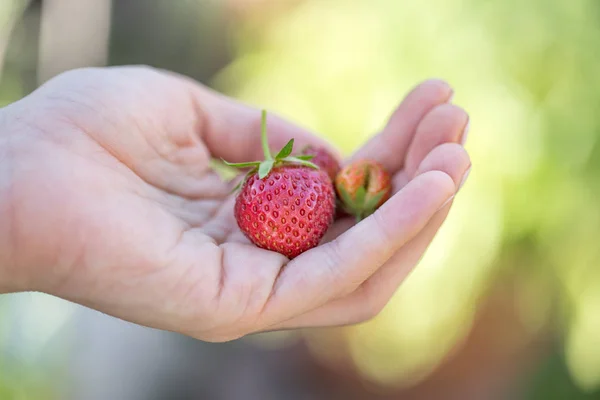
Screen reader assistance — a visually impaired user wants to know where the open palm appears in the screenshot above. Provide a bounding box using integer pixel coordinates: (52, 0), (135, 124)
(2, 66), (470, 341)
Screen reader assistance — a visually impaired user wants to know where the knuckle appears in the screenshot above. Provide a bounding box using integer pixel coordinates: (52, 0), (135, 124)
(324, 239), (344, 267)
(360, 296), (387, 323)
(353, 299), (385, 324)
(353, 284), (389, 323)
(371, 208), (394, 247)
(321, 240), (351, 291)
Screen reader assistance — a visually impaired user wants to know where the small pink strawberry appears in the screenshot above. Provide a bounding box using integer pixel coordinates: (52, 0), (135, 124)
(300, 145), (341, 181)
(224, 110), (336, 259)
(335, 160), (392, 222)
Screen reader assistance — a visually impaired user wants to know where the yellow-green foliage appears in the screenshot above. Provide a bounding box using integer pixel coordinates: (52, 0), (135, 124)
(214, 0), (600, 390)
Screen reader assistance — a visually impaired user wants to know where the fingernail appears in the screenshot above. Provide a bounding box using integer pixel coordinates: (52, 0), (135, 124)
(438, 195), (455, 211)
(458, 166), (471, 190)
(460, 119), (470, 145)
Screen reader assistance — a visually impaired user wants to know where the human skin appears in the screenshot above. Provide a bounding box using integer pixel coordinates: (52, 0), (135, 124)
(0, 66), (470, 341)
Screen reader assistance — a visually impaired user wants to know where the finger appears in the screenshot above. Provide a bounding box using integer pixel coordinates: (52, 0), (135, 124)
(348, 144), (471, 313)
(414, 143), (472, 191)
(323, 110), (468, 244)
(266, 144), (470, 329)
(403, 103), (469, 179)
(258, 170), (456, 325)
(392, 104), (469, 192)
(191, 87), (339, 163)
(351, 79), (453, 174)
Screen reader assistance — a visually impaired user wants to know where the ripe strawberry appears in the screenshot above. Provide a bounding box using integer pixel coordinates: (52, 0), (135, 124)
(335, 160), (392, 221)
(300, 145), (341, 181)
(224, 110), (335, 259)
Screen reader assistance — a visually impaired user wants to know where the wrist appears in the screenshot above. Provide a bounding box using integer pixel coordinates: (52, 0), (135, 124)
(0, 106), (32, 293)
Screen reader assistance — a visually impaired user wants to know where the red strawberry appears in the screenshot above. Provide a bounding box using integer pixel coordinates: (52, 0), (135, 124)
(300, 145), (341, 181)
(335, 160), (392, 222)
(224, 110), (335, 259)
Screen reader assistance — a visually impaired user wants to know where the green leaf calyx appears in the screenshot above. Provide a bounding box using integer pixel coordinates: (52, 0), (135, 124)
(336, 183), (388, 223)
(222, 110), (321, 190)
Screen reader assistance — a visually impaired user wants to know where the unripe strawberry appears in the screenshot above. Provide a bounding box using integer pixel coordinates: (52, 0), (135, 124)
(300, 145), (341, 181)
(335, 160), (391, 221)
(224, 111), (335, 259)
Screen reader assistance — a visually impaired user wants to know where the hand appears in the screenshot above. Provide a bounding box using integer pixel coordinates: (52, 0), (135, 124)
(0, 66), (470, 341)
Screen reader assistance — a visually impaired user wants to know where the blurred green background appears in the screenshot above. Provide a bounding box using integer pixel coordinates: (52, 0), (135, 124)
(1, 0), (600, 399)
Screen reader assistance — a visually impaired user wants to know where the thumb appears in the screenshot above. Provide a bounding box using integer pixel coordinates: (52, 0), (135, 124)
(259, 170), (456, 321)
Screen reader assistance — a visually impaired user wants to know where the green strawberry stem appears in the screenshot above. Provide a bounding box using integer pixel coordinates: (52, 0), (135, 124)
(261, 109), (273, 160)
(221, 110), (321, 185)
